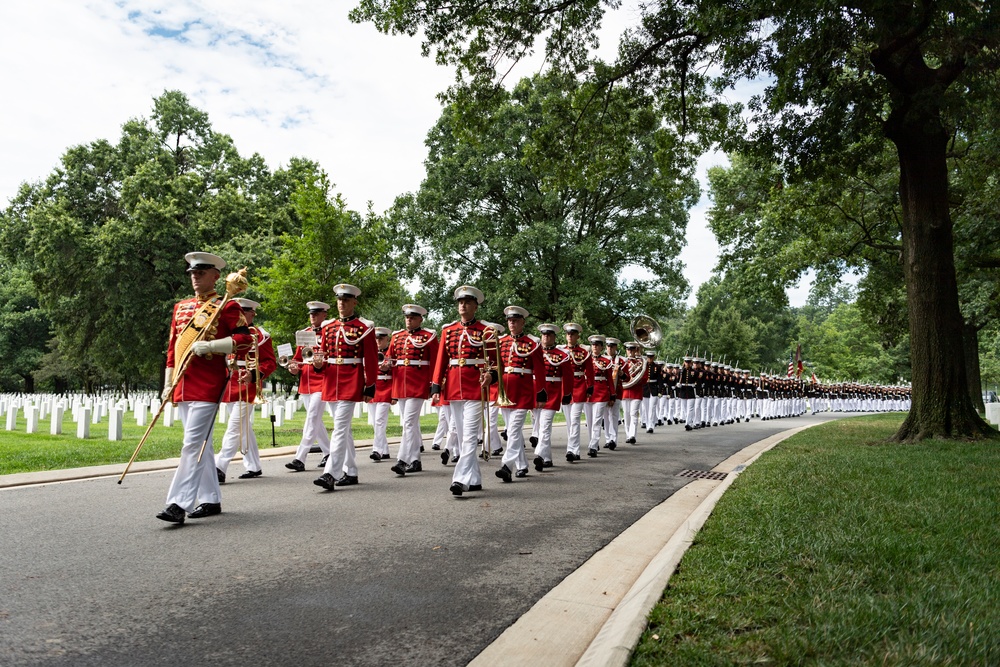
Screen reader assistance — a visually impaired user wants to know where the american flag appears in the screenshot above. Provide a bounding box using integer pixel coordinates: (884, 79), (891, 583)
(786, 349), (795, 378)
(796, 344), (804, 378)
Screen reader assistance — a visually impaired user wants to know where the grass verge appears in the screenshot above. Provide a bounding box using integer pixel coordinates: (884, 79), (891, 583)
(631, 413), (1000, 666)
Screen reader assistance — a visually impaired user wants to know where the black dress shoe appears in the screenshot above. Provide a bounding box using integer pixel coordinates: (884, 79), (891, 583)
(217, 468), (226, 484)
(529, 436), (538, 447)
(188, 502), (222, 519)
(543, 460), (553, 468)
(566, 452), (576, 463)
(450, 482), (464, 496)
(451, 455), (459, 463)
(495, 464), (513, 483)
(314, 473), (336, 491)
(534, 455), (545, 472)
(500, 429), (508, 441)
(607, 441), (617, 450)
(285, 459), (305, 472)
(155, 503), (185, 524)
(515, 468), (528, 478)
(406, 460), (423, 473)
(646, 428), (654, 434)
(335, 475), (359, 486)
(238, 469), (262, 479)
(469, 484), (482, 491)
(390, 460), (407, 476)
(420, 445), (425, 452)
(318, 455), (329, 468)
(491, 448), (503, 456)
(587, 448), (598, 458)
(441, 450), (450, 465)
(431, 443), (441, 450)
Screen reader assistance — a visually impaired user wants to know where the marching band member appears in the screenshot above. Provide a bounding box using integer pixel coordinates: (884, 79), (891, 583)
(605, 337), (623, 446)
(313, 284), (379, 492)
(285, 301), (332, 472)
(532, 323), (573, 471)
(560, 323), (594, 462)
(587, 335), (617, 452)
(641, 350), (659, 433)
(431, 286), (498, 496)
(494, 306), (546, 482)
(368, 327), (395, 462)
(619, 342), (648, 444)
(156, 252), (255, 524)
(214, 298), (277, 482)
(387, 304), (439, 477)
(484, 321), (506, 457)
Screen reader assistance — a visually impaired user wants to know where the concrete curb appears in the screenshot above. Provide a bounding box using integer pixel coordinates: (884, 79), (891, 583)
(468, 423), (817, 667)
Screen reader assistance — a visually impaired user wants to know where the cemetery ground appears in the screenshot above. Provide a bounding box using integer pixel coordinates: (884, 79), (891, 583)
(629, 414), (1000, 666)
(0, 399), (567, 475)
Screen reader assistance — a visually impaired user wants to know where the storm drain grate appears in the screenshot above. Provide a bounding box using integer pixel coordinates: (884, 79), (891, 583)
(677, 469), (728, 481)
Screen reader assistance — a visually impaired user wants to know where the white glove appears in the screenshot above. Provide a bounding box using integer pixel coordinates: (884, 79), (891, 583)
(192, 337), (234, 357)
(162, 367), (174, 402)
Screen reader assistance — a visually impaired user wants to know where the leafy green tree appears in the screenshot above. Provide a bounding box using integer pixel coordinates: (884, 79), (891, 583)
(351, 0), (1000, 441)
(388, 71), (697, 334)
(0, 91), (305, 393)
(0, 263), (51, 392)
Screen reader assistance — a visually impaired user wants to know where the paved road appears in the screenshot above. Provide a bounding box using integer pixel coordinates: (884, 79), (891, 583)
(0, 413), (846, 666)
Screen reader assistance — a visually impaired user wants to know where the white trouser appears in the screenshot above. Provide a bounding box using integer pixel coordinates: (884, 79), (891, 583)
(533, 408), (557, 463)
(623, 398), (641, 440)
(216, 401), (260, 474)
(500, 408), (529, 471)
(582, 402), (596, 451)
(166, 401), (222, 511)
(605, 401), (619, 443)
(396, 398), (425, 464)
(295, 392), (330, 463)
(488, 404), (501, 451)
(323, 401), (357, 477)
(588, 402), (610, 449)
(450, 400), (483, 489)
(369, 402), (391, 456)
(563, 401), (586, 455)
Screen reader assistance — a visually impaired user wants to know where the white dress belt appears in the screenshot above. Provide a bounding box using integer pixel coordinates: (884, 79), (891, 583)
(326, 357), (362, 364)
(545, 377), (562, 382)
(504, 367), (533, 375)
(395, 359), (429, 366)
(573, 372), (585, 377)
(377, 375), (391, 381)
(449, 358), (486, 366)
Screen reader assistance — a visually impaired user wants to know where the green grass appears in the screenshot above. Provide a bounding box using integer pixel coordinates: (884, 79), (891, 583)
(0, 403), (566, 475)
(631, 414), (1000, 666)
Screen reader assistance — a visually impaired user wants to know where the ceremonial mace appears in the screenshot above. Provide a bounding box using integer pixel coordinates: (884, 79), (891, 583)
(117, 268), (249, 484)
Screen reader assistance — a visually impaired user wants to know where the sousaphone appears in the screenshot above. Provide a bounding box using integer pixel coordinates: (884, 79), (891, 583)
(630, 315), (662, 349)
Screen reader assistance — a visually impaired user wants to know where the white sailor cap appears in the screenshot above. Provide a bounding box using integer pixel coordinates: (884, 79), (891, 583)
(334, 284), (361, 298)
(374, 327), (391, 336)
(184, 251), (225, 272)
(624, 341), (641, 350)
(538, 323), (559, 334)
(307, 301), (331, 313)
(563, 322), (582, 334)
(402, 303), (428, 317)
(483, 321), (505, 333)
(588, 335), (606, 345)
(503, 305), (529, 319)
(235, 298), (260, 310)
(606, 337), (620, 346)
(454, 285), (485, 303)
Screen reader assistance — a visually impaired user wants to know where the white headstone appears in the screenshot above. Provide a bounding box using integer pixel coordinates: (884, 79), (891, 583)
(50, 405), (64, 435)
(77, 409), (91, 438)
(164, 402), (175, 427)
(108, 408), (123, 441)
(25, 406), (39, 434)
(285, 400), (295, 420)
(5, 406), (17, 431)
(136, 403), (147, 427)
(274, 408), (284, 427)
(219, 403), (229, 423)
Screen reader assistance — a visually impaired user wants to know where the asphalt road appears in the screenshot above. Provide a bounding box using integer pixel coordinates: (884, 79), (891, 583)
(0, 413), (848, 666)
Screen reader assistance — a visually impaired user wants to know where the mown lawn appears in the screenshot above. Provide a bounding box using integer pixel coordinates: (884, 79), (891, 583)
(631, 413), (1000, 666)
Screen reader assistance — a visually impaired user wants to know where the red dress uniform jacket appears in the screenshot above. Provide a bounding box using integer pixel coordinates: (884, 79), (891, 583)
(620, 357), (649, 400)
(293, 326), (325, 395)
(431, 320), (498, 402)
(498, 333), (546, 410)
(589, 353), (615, 403)
(316, 316), (379, 403)
(539, 346), (574, 410)
(561, 344), (595, 403)
(372, 351), (394, 403)
(222, 325), (277, 403)
(387, 328), (439, 400)
(166, 294), (254, 403)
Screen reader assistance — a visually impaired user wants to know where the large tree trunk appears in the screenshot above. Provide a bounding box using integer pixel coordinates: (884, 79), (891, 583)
(886, 111), (993, 441)
(964, 322), (985, 414)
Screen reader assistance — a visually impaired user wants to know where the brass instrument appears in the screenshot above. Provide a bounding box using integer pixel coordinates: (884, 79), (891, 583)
(483, 327), (514, 408)
(630, 315), (662, 349)
(119, 267), (249, 484)
(620, 355), (649, 389)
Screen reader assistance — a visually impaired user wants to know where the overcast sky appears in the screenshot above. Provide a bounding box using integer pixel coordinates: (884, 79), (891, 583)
(0, 1), (811, 306)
